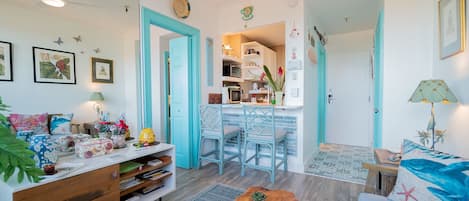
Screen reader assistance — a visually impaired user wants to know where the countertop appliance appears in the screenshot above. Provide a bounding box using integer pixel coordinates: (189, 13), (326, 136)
(223, 63), (241, 78)
(222, 86), (241, 104)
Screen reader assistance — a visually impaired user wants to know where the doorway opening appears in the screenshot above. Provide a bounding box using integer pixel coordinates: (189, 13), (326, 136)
(140, 7), (201, 169)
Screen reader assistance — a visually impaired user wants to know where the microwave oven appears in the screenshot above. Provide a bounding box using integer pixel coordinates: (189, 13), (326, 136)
(223, 63), (241, 78)
(222, 86), (241, 104)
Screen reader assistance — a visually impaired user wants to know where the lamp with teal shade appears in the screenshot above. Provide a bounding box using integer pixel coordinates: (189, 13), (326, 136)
(409, 80), (457, 150)
(89, 92), (104, 120)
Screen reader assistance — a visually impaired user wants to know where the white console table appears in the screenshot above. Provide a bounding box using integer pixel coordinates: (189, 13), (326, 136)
(0, 143), (176, 201)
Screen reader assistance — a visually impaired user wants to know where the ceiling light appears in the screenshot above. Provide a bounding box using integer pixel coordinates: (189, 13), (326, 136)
(41, 0), (66, 8)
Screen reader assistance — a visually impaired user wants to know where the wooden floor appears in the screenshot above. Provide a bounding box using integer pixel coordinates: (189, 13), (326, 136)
(163, 161), (364, 201)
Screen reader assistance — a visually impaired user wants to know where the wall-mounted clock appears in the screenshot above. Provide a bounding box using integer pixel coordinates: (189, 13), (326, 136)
(173, 0), (191, 19)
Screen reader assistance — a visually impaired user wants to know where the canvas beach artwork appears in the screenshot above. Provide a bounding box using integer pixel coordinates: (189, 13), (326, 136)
(33, 47), (76, 84)
(0, 41), (13, 81)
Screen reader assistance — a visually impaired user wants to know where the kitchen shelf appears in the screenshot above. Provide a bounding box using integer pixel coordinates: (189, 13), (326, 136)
(222, 76), (244, 83)
(249, 90), (269, 95)
(223, 55), (242, 64)
(243, 54), (261, 59)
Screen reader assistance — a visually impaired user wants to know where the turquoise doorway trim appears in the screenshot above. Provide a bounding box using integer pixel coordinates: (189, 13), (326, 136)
(163, 51), (170, 144)
(140, 7), (201, 168)
(373, 10), (384, 148)
(317, 43), (327, 146)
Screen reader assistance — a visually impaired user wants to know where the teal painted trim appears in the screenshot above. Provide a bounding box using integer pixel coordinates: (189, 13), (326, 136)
(140, 9), (152, 128)
(373, 10), (384, 148)
(163, 51), (170, 143)
(317, 43), (327, 146)
(140, 7), (202, 168)
(135, 40), (143, 131)
(206, 38), (214, 87)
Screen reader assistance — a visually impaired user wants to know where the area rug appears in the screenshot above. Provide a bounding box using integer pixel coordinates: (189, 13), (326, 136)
(304, 143), (375, 185)
(189, 183), (244, 201)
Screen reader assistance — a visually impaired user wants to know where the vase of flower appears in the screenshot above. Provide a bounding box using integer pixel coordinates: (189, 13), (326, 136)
(275, 91), (284, 106)
(261, 65), (285, 105)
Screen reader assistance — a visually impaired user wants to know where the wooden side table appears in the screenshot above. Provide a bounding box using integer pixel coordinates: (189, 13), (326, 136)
(236, 186), (297, 201)
(362, 149), (400, 196)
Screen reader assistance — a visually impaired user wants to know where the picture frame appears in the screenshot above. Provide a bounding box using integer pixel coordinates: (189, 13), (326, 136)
(91, 57), (113, 83)
(33, 47), (76, 84)
(439, 0), (466, 59)
(0, 41), (13, 81)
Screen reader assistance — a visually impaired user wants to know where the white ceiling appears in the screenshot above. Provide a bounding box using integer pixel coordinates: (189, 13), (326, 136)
(3, 0), (139, 32)
(308, 0), (382, 35)
(230, 22), (286, 47)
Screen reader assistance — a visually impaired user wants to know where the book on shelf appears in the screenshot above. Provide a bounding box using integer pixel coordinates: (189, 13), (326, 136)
(147, 158), (163, 166)
(120, 178), (143, 190)
(140, 183), (165, 194)
(138, 169), (169, 179)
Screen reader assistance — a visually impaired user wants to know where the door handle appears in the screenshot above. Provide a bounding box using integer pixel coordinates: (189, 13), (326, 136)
(374, 108), (380, 114)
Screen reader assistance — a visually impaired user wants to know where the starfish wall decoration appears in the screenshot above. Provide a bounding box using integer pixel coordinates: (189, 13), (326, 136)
(73, 35), (82, 42)
(53, 37), (63, 46)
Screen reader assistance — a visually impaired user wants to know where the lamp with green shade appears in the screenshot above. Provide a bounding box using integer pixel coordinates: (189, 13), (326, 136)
(409, 80), (457, 149)
(89, 92), (105, 120)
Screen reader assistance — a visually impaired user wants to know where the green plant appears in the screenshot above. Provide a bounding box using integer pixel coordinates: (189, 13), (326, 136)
(261, 65), (285, 92)
(0, 97), (43, 183)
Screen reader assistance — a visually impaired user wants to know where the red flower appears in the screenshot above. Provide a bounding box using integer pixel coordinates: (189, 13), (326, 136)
(277, 66), (284, 77)
(260, 72), (266, 81)
(56, 60), (66, 72)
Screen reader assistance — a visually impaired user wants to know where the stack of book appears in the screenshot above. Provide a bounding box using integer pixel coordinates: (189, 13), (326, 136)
(137, 169), (170, 181)
(120, 177), (143, 190)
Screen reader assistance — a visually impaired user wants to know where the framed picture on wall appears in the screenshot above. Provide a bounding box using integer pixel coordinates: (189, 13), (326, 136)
(439, 0), (466, 59)
(91, 57), (113, 83)
(33, 47), (76, 84)
(0, 41), (13, 81)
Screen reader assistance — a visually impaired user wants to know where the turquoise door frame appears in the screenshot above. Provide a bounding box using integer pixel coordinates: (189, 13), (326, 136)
(373, 10), (384, 148)
(140, 7), (201, 168)
(163, 51), (170, 143)
(317, 43), (327, 146)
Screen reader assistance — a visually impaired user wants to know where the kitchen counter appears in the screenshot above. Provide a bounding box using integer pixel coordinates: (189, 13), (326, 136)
(222, 103), (303, 110)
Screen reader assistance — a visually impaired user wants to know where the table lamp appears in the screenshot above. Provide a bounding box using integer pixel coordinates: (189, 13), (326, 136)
(89, 92), (104, 120)
(409, 80), (457, 149)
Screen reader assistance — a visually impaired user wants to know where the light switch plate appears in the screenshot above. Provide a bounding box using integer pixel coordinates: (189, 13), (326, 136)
(291, 88), (299, 97)
(291, 72), (298, 80)
(287, 60), (303, 70)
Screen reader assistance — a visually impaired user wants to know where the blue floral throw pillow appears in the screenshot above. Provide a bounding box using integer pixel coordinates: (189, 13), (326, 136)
(50, 114), (73, 135)
(387, 140), (469, 201)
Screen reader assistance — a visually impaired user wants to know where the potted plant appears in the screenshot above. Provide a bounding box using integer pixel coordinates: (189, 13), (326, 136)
(261, 65), (285, 105)
(0, 97), (43, 183)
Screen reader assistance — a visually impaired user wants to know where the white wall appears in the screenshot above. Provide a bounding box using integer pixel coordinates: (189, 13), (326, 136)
(325, 30), (374, 147)
(0, 3), (132, 128)
(431, 0), (469, 157)
(381, 0), (434, 151)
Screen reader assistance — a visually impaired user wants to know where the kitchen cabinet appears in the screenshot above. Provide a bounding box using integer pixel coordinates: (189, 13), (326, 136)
(241, 42), (277, 81)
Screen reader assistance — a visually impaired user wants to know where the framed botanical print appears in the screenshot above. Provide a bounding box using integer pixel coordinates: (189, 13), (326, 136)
(33, 47), (76, 84)
(439, 0), (466, 59)
(91, 57), (113, 83)
(0, 41), (13, 81)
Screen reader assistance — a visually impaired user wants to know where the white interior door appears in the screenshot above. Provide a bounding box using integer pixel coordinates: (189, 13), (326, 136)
(326, 52), (372, 147)
(325, 31), (374, 147)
